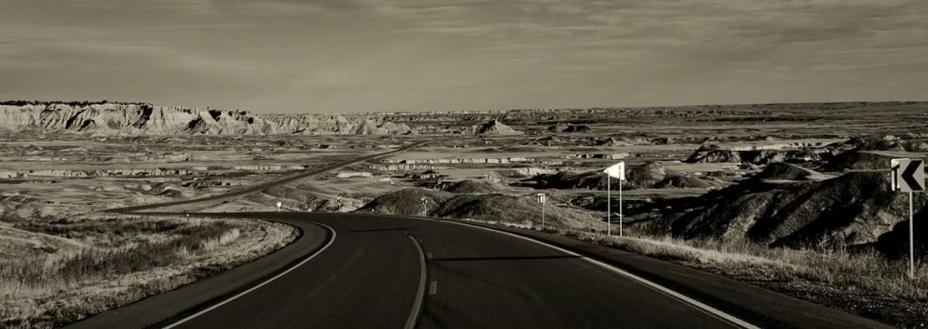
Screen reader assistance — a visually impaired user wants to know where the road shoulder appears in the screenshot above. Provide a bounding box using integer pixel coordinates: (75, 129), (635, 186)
(65, 218), (330, 329)
(442, 219), (893, 329)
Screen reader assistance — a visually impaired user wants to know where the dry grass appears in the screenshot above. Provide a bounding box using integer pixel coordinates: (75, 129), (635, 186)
(548, 228), (928, 328)
(0, 216), (296, 328)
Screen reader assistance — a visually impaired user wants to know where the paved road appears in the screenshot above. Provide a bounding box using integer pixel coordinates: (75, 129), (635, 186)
(156, 213), (741, 329)
(72, 212), (891, 329)
(76, 143), (891, 328)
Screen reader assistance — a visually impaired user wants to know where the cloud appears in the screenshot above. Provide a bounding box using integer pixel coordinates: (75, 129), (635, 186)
(60, 0), (335, 17)
(1, 0), (927, 111)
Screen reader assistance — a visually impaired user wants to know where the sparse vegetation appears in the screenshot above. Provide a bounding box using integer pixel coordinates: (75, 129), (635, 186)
(547, 228), (928, 328)
(0, 216), (296, 328)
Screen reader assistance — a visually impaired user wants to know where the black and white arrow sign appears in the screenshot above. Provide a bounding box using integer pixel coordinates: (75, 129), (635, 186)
(892, 158), (925, 192)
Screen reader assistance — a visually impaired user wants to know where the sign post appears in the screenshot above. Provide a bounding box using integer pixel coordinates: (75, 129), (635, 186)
(276, 201), (282, 212)
(891, 158), (925, 279)
(603, 162), (626, 237)
(420, 197), (428, 217)
(537, 193), (546, 231)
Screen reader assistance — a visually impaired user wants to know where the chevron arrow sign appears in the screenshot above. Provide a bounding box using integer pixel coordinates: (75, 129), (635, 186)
(892, 158), (925, 192)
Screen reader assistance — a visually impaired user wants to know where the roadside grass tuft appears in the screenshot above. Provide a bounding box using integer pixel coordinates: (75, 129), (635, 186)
(555, 229), (927, 300)
(0, 219), (238, 299)
(0, 216), (299, 329)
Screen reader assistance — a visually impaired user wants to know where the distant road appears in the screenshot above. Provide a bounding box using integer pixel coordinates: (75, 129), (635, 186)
(105, 141), (428, 213)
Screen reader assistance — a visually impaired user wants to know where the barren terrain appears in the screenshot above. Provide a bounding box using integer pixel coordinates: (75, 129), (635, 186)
(1, 101), (927, 327)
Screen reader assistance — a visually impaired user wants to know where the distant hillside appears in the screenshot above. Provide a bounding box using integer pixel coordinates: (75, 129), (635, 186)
(1, 100), (927, 136)
(0, 102), (413, 136)
(637, 167), (927, 258)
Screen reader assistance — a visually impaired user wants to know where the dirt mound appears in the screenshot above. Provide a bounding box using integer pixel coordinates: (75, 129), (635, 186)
(561, 125), (592, 133)
(530, 136), (562, 146)
(477, 120), (523, 136)
(627, 162), (667, 188)
(652, 175), (711, 189)
(527, 162), (712, 190)
(529, 170), (607, 190)
(686, 146), (785, 165)
(356, 188), (452, 216)
(821, 136), (928, 172)
(648, 171), (925, 254)
(431, 194), (599, 228)
(755, 162), (815, 180)
(821, 150), (893, 172)
(838, 135), (925, 152)
(441, 180), (501, 193)
(685, 145), (740, 163)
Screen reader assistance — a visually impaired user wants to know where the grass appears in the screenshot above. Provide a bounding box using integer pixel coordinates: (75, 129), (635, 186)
(1, 220), (235, 297)
(0, 216), (296, 328)
(546, 228), (928, 328)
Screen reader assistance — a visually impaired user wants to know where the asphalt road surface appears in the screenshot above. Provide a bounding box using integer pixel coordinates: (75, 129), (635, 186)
(158, 213), (741, 329)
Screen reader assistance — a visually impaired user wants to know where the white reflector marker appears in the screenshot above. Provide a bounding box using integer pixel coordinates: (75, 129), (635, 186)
(603, 162), (626, 237)
(603, 162), (626, 181)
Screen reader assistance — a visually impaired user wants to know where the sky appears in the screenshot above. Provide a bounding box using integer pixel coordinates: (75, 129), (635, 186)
(1, 0), (927, 113)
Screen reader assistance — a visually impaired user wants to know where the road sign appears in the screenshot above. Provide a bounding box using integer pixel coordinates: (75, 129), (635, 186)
(537, 193), (546, 230)
(276, 201), (282, 211)
(891, 158), (924, 279)
(603, 162), (626, 181)
(892, 159), (925, 192)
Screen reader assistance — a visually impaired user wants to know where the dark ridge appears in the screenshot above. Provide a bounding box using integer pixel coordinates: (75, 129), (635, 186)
(133, 104), (154, 129)
(78, 119), (95, 131)
(0, 100), (149, 106)
(207, 109), (222, 121)
(186, 117), (203, 131)
(64, 113), (80, 130)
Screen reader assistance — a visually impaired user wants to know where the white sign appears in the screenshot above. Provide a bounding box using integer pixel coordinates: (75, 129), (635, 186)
(892, 158), (925, 192)
(537, 193), (546, 204)
(276, 201), (282, 209)
(603, 161), (626, 181)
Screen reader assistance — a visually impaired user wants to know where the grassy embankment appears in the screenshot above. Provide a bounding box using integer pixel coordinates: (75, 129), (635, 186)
(549, 228), (927, 328)
(0, 216), (296, 328)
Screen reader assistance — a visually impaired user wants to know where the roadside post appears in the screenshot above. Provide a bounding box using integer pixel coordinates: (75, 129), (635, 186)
(420, 197), (428, 217)
(537, 193), (546, 231)
(603, 162), (626, 237)
(276, 201), (282, 212)
(891, 158), (925, 278)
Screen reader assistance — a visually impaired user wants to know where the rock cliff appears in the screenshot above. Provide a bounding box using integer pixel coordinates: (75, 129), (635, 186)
(0, 102), (413, 136)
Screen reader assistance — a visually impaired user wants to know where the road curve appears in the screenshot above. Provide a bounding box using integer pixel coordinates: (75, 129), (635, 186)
(75, 212), (755, 329)
(71, 212), (893, 329)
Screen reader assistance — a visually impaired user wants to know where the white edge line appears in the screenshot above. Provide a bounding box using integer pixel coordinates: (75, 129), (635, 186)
(438, 220), (761, 329)
(404, 233), (429, 329)
(162, 223), (338, 329)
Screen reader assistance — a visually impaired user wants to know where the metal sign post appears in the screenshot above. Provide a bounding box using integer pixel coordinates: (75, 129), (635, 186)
(537, 193), (546, 231)
(607, 175), (611, 236)
(891, 158), (925, 279)
(603, 162), (626, 237)
(420, 197), (428, 217)
(619, 177), (623, 237)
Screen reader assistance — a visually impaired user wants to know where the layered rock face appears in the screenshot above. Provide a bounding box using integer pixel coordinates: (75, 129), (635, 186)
(0, 102), (278, 135)
(0, 102), (413, 136)
(263, 113), (413, 135)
